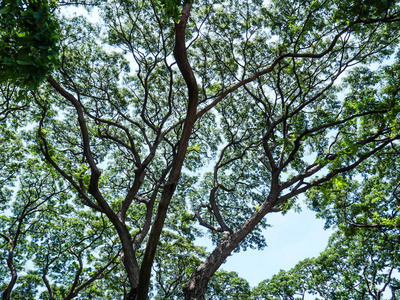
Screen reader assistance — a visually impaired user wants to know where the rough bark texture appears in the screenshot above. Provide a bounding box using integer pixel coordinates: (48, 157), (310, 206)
(2, 241), (17, 300)
(136, 4), (199, 298)
(46, 77), (142, 289)
(183, 188), (280, 299)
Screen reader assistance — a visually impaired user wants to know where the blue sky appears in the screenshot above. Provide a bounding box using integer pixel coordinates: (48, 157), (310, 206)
(199, 200), (334, 288)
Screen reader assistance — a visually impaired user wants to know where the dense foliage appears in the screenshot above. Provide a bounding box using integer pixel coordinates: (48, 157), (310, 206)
(1, 0), (400, 299)
(252, 229), (400, 299)
(0, 0), (59, 88)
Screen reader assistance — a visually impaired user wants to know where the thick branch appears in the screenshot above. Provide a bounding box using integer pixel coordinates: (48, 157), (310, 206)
(46, 77), (102, 196)
(195, 16), (400, 121)
(1, 237), (17, 300)
(278, 134), (400, 205)
(195, 204), (223, 232)
(45, 77), (140, 289)
(136, 4), (199, 298)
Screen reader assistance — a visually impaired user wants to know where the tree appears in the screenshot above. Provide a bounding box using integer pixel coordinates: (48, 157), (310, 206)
(252, 230), (400, 300)
(206, 271), (251, 299)
(1, 0), (400, 299)
(0, 0), (59, 88)
(251, 261), (312, 300)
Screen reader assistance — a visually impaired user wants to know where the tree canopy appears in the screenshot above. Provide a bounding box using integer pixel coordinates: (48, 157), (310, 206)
(0, 0), (59, 88)
(1, 0), (400, 299)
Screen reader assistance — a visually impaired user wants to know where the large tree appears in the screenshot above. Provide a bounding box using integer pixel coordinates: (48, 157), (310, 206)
(252, 229), (400, 299)
(1, 0), (400, 299)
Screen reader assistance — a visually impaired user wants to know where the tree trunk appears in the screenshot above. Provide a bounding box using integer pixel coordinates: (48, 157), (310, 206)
(136, 4), (199, 298)
(184, 191), (279, 298)
(2, 245), (17, 300)
(183, 235), (240, 300)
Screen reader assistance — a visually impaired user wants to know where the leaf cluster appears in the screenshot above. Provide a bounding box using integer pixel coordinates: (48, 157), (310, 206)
(0, 0), (60, 88)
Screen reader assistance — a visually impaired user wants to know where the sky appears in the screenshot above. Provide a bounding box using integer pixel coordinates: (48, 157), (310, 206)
(64, 2), (336, 292)
(198, 200), (334, 288)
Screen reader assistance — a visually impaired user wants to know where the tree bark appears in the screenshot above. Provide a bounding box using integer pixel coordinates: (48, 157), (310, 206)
(136, 4), (199, 298)
(183, 190), (279, 299)
(2, 242), (17, 300)
(46, 77), (141, 289)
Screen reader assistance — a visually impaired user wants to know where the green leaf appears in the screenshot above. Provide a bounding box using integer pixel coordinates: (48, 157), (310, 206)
(0, 6), (12, 14)
(16, 60), (32, 65)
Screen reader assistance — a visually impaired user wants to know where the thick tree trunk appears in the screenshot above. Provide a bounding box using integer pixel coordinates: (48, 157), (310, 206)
(46, 77), (142, 292)
(126, 288), (146, 300)
(184, 191), (279, 298)
(136, 4), (199, 298)
(183, 235), (241, 300)
(2, 276), (16, 300)
(2, 245), (17, 300)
